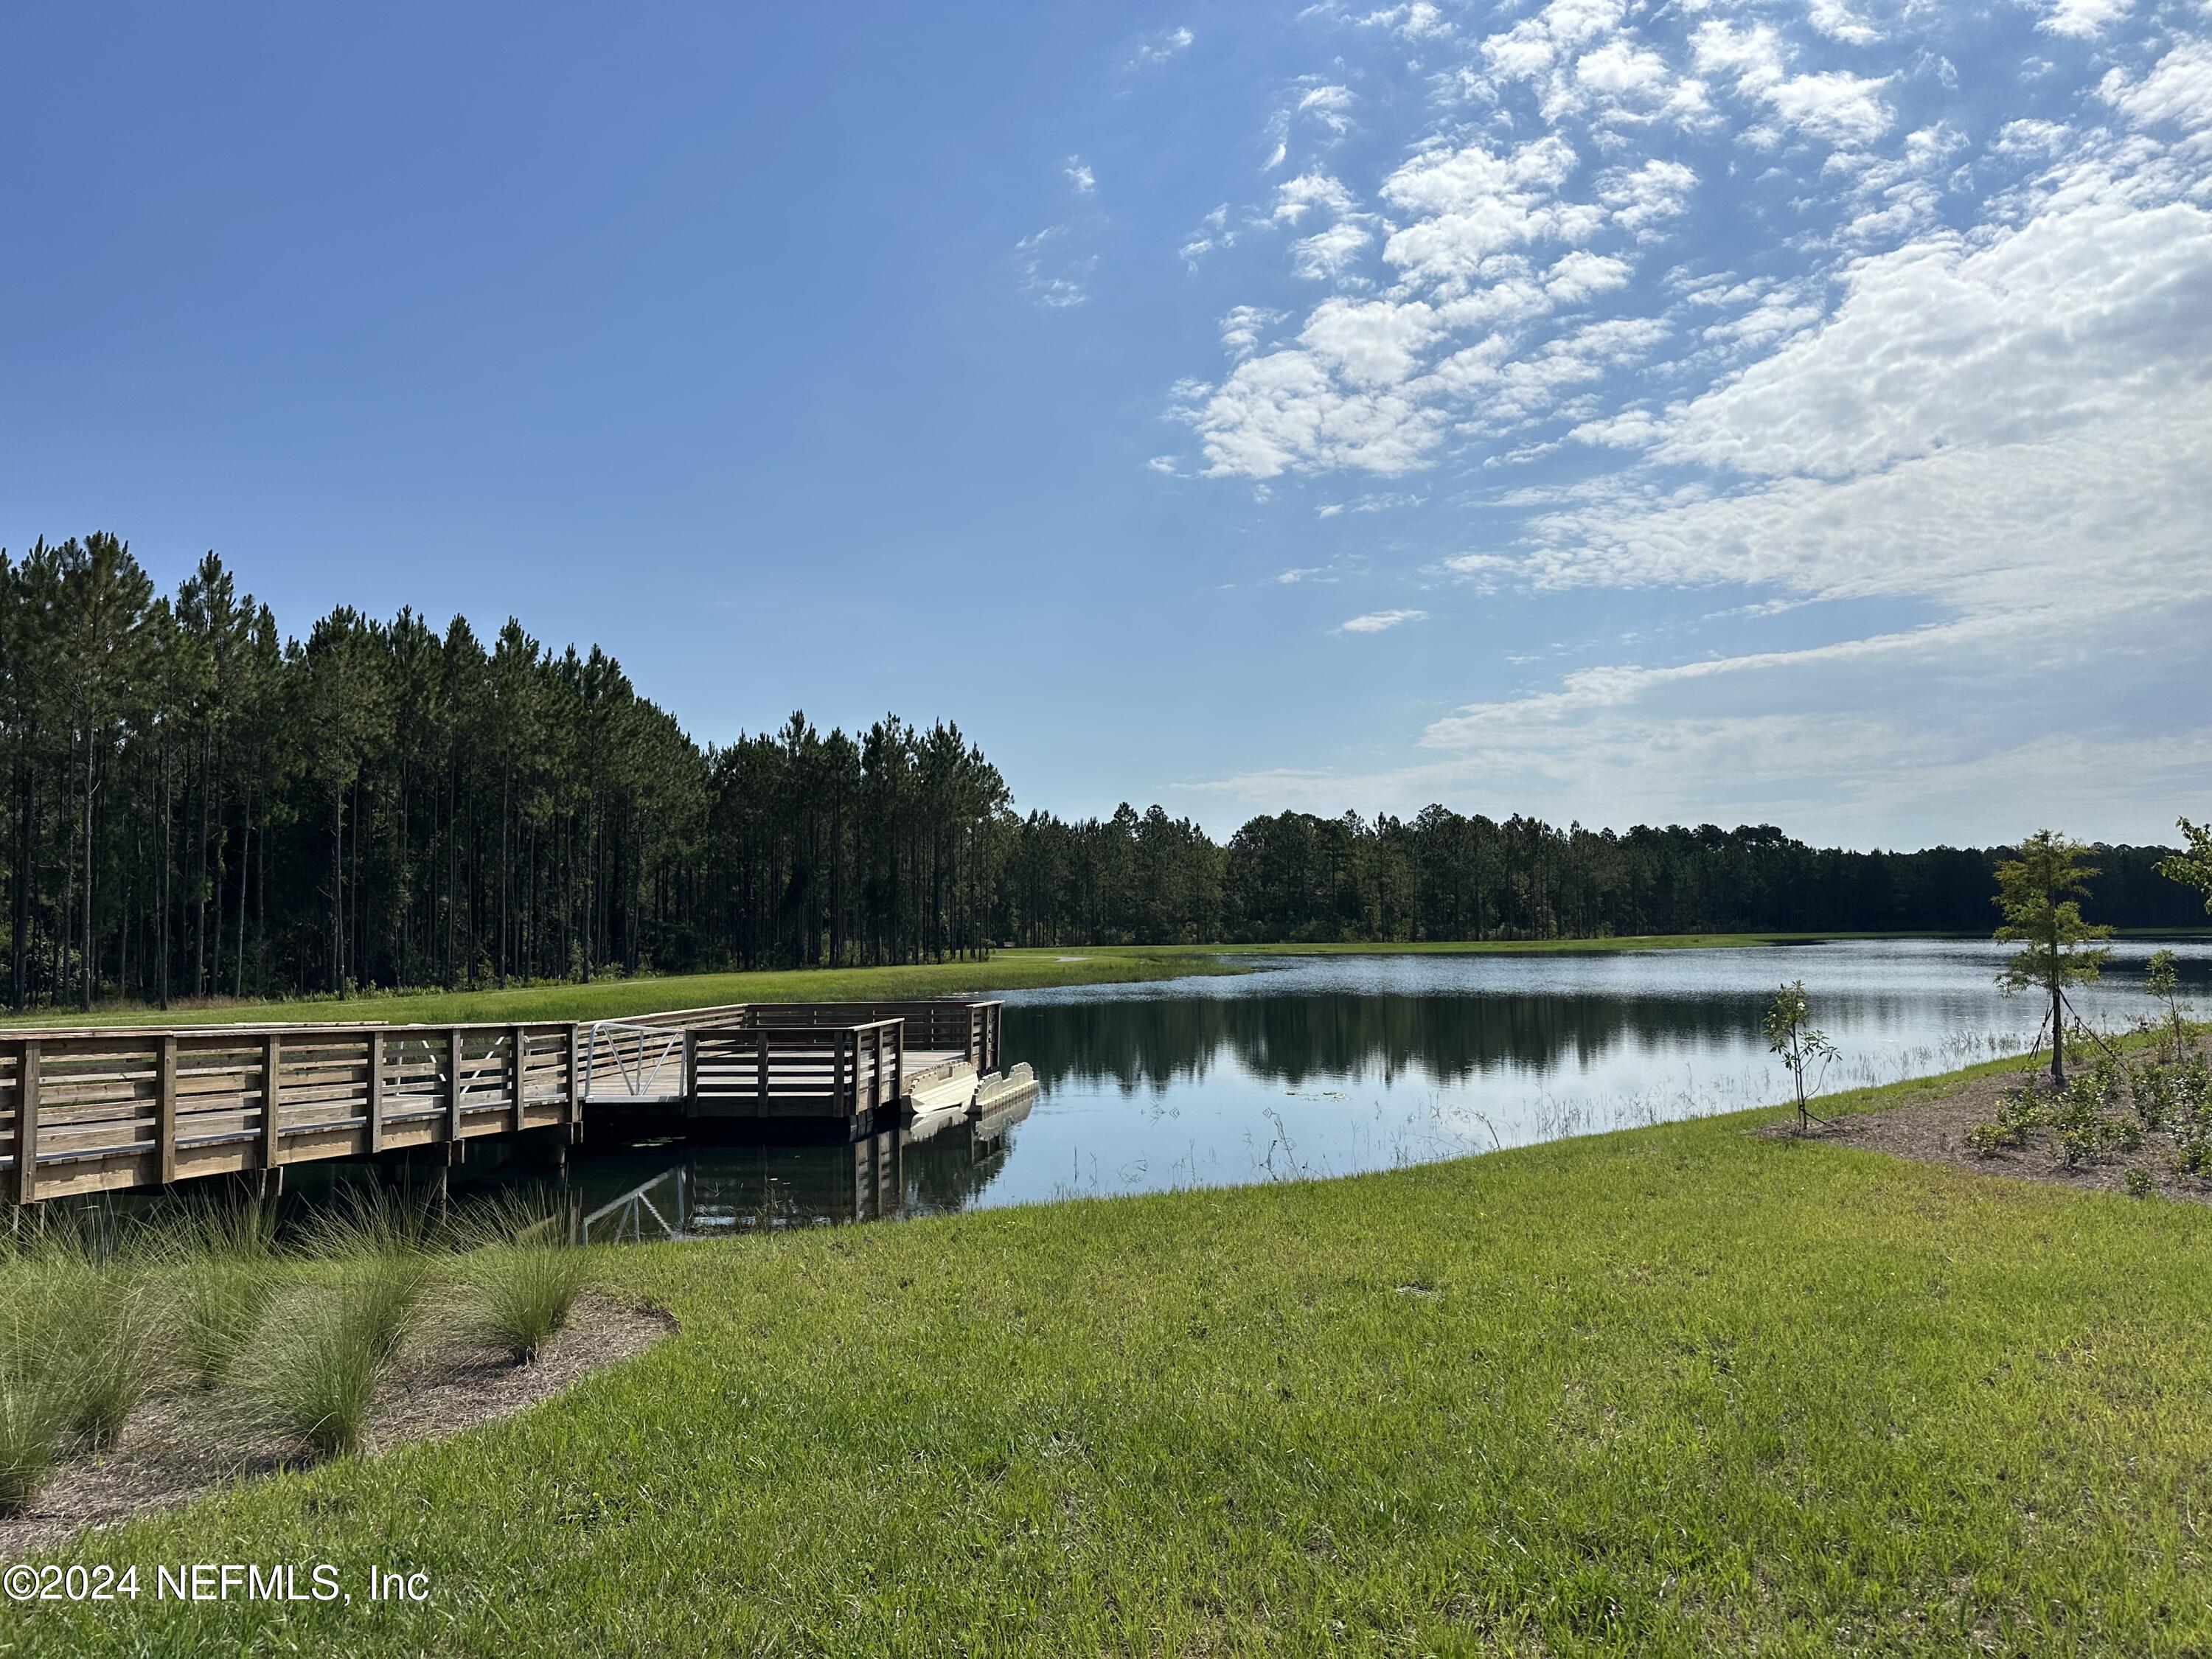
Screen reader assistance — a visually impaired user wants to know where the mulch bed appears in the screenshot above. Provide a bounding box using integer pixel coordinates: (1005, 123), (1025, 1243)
(1759, 1045), (2212, 1208)
(0, 1293), (674, 1556)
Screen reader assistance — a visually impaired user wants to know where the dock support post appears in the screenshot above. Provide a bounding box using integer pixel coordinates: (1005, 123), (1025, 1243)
(510, 1024), (527, 1133)
(260, 1033), (283, 1175)
(156, 1034), (178, 1186)
(13, 1041), (38, 1205)
(564, 1023), (582, 1142)
(756, 1032), (770, 1119)
(366, 1030), (386, 1155)
(448, 1027), (465, 1144)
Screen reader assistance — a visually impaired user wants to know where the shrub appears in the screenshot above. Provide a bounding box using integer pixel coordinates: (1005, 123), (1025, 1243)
(1964, 1122), (2010, 1157)
(1994, 1087), (2042, 1143)
(2130, 1061), (2176, 1130)
(2127, 1167), (2154, 1199)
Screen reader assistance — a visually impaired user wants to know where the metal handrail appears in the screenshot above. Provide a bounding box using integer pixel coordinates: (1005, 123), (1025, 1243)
(581, 1019), (688, 1100)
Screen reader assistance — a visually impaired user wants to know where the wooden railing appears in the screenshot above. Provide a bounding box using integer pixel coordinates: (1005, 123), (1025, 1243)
(734, 1001), (1001, 1070)
(0, 998), (1008, 1201)
(689, 1019), (905, 1121)
(0, 1022), (578, 1204)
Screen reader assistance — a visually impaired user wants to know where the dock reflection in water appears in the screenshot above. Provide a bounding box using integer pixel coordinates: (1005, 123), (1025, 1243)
(563, 1095), (1035, 1239)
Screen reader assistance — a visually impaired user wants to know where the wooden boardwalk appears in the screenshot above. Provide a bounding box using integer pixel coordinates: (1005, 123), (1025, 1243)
(1, 999), (1015, 1205)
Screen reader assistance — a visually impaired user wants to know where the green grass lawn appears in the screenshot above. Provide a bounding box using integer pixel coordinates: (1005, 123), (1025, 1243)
(15, 1065), (2212, 1655)
(2, 932), (1965, 1032)
(0, 947), (1250, 1031)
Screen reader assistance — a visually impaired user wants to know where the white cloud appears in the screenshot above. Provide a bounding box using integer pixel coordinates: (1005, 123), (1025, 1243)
(1544, 249), (1634, 303)
(1599, 159), (1697, 234)
(1361, 1), (1451, 41)
(2101, 41), (2212, 132)
(1273, 171), (1360, 225)
(1299, 298), (1444, 386)
(1647, 196), (2212, 481)
(1015, 225), (1093, 308)
(1150, 0), (2212, 841)
(1299, 84), (1358, 134)
(1318, 491), (1425, 517)
(1574, 41), (1671, 99)
(1292, 220), (1377, 280)
(1379, 136), (1585, 291)
(1806, 0), (1882, 46)
(1993, 117), (2073, 157)
(1181, 204), (1232, 268)
(1065, 158), (1096, 194)
(1220, 305), (1286, 359)
(1132, 25), (1195, 66)
(1338, 608), (1429, 633)
(1692, 21), (1893, 145)
(2035, 0), (2132, 41)
(1178, 353), (1445, 477)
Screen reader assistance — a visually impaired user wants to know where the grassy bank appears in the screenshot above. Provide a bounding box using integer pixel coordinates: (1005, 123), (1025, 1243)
(13, 1065), (2212, 1655)
(1, 931), (1956, 1031)
(0, 947), (1249, 1031)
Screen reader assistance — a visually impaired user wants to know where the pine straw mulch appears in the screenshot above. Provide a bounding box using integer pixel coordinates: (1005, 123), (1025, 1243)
(0, 1293), (674, 1556)
(1757, 1042), (2212, 1209)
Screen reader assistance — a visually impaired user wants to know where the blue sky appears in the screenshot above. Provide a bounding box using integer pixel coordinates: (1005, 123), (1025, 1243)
(6, 1), (2210, 849)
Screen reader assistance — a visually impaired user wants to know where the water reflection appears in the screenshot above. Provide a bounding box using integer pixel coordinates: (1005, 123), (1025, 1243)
(317, 938), (2212, 1233)
(1017, 990), (1787, 1094)
(559, 1096), (1036, 1237)
(1008, 940), (2212, 1098)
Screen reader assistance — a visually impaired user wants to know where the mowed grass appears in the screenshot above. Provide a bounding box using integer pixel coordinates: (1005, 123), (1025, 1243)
(0, 933), (1978, 1032)
(18, 1070), (2212, 1655)
(0, 947), (1251, 1031)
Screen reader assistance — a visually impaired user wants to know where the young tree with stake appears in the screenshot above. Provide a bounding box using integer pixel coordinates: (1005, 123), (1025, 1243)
(1765, 979), (1838, 1134)
(1994, 830), (2112, 1089)
(2145, 947), (2188, 1058)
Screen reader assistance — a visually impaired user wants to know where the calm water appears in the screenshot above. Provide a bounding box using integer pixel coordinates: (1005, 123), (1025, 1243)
(559, 938), (2212, 1234)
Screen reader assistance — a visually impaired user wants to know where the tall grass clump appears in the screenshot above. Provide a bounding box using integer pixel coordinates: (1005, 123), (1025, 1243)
(0, 1276), (73, 1512)
(152, 1194), (285, 1388)
(55, 1263), (160, 1449)
(239, 1256), (428, 1458)
(453, 1194), (594, 1364)
(297, 1184), (445, 1259)
(1, 1221), (159, 1455)
(238, 1292), (381, 1456)
(175, 1261), (283, 1388)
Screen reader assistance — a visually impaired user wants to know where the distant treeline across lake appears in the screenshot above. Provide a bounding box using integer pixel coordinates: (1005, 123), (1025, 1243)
(1, 536), (2199, 1010)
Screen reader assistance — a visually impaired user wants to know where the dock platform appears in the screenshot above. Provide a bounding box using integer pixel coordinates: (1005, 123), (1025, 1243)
(0, 998), (1030, 1204)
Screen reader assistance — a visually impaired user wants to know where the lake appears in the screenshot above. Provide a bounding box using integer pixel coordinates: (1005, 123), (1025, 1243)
(563, 938), (2212, 1236)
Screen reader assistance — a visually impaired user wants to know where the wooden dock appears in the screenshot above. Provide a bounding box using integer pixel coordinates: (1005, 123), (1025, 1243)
(0, 999), (1024, 1205)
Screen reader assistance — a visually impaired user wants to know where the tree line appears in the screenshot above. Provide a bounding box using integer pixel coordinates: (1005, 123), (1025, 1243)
(1, 535), (2200, 1012)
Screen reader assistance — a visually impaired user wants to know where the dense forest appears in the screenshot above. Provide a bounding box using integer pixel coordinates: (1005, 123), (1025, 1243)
(1, 535), (2199, 1012)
